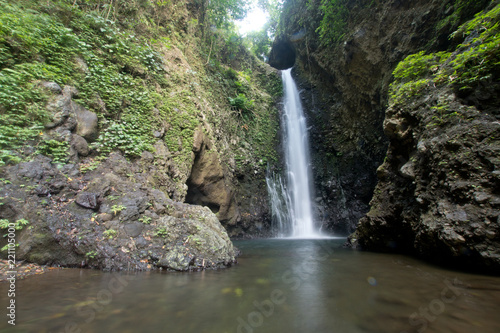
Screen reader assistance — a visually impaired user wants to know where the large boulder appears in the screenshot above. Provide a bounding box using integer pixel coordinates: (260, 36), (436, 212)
(0, 152), (237, 271)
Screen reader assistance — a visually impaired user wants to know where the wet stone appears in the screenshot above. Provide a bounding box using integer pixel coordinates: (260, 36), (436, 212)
(75, 192), (100, 210)
(123, 222), (144, 238)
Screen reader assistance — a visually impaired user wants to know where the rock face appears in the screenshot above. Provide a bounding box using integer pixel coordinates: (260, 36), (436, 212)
(274, 0), (498, 271)
(0, 153), (237, 271)
(273, 0), (492, 236)
(351, 4), (500, 272)
(186, 128), (236, 224)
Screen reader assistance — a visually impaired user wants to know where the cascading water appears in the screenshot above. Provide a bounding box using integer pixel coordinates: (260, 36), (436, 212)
(267, 68), (320, 238)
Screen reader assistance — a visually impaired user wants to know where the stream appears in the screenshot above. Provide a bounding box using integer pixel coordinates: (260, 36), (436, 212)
(1, 238), (500, 333)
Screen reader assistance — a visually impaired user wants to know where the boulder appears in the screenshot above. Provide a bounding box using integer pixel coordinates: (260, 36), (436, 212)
(74, 103), (98, 141)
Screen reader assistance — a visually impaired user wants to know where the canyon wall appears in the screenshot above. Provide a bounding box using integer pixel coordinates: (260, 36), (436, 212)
(273, 0), (499, 271)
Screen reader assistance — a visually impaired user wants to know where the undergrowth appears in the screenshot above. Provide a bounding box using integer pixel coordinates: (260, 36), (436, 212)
(0, 0), (282, 180)
(389, 4), (500, 106)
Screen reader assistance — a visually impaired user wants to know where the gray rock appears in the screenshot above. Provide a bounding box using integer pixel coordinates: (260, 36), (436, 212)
(41, 82), (62, 94)
(75, 192), (100, 210)
(119, 192), (148, 221)
(140, 151), (154, 163)
(74, 103), (98, 141)
(157, 246), (194, 271)
(35, 185), (50, 197)
(71, 134), (90, 157)
(123, 222), (144, 238)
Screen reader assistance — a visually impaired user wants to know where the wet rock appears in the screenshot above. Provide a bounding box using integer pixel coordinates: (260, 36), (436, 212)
(157, 246), (195, 271)
(120, 192), (148, 221)
(123, 222), (144, 238)
(140, 151), (154, 163)
(75, 192), (100, 210)
(185, 132), (237, 224)
(48, 181), (66, 194)
(35, 185), (50, 197)
(0, 144), (237, 272)
(17, 156), (52, 180)
(98, 213), (113, 222)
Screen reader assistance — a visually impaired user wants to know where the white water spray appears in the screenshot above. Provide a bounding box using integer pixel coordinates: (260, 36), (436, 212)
(267, 68), (320, 238)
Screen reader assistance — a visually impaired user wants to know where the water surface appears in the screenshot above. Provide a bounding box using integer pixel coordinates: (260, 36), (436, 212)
(1, 239), (500, 333)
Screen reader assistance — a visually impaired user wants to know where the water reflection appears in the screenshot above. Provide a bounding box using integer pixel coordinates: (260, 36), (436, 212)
(1, 239), (500, 333)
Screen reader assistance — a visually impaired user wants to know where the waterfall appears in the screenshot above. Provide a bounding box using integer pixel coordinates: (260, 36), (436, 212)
(267, 68), (320, 238)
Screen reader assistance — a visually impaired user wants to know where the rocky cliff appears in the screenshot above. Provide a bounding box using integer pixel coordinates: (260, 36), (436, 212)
(0, 0), (282, 270)
(353, 3), (500, 272)
(272, 0), (499, 271)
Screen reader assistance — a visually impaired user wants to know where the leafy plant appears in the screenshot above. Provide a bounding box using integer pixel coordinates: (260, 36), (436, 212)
(85, 250), (98, 259)
(103, 229), (117, 239)
(0, 218), (29, 231)
(389, 3), (500, 105)
(314, 0), (349, 46)
(91, 119), (154, 157)
(139, 216), (152, 224)
(155, 227), (168, 237)
(1, 218), (29, 252)
(37, 139), (69, 163)
(229, 94), (254, 116)
(111, 204), (126, 215)
(79, 159), (101, 173)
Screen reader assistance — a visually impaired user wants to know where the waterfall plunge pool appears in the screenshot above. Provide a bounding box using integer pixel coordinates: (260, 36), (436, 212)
(1, 238), (500, 333)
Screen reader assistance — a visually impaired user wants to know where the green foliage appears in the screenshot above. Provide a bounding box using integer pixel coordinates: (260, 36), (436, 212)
(161, 96), (200, 162)
(37, 139), (69, 163)
(139, 216), (152, 224)
(437, 0), (492, 32)
(229, 93), (255, 116)
(389, 51), (449, 105)
(79, 159), (101, 173)
(1, 218), (29, 251)
(449, 5), (500, 90)
(392, 51), (451, 81)
(155, 227), (168, 237)
(452, 3), (500, 37)
(0, 0), (168, 163)
(85, 250), (97, 259)
(92, 119), (154, 157)
(0, 1), (77, 156)
(0, 218), (29, 230)
(315, 0), (349, 46)
(390, 79), (432, 105)
(206, 0), (251, 29)
(389, 4), (500, 109)
(111, 204), (126, 215)
(244, 28), (272, 61)
(103, 229), (117, 239)
(0, 150), (22, 167)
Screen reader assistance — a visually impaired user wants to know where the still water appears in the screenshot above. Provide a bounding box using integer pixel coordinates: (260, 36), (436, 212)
(1, 239), (500, 333)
